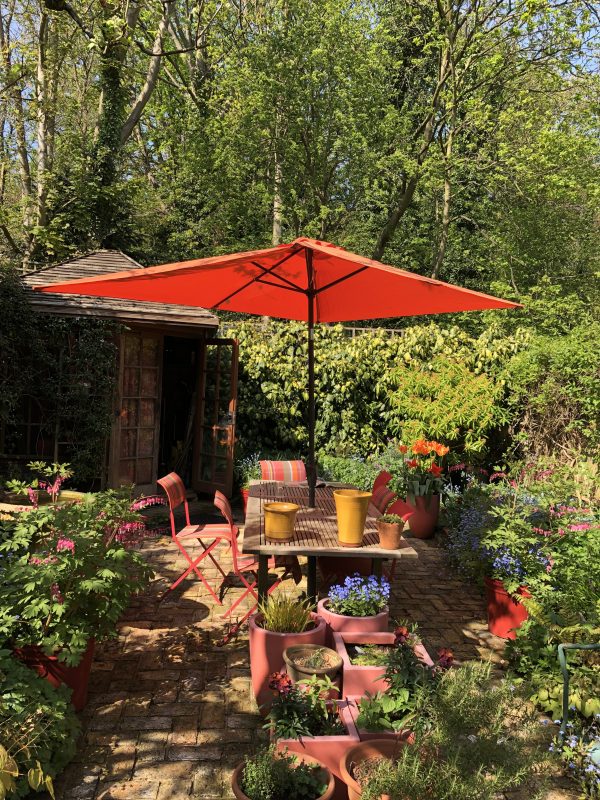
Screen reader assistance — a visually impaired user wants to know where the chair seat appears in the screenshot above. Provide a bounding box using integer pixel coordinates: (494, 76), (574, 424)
(236, 554), (276, 572)
(177, 523), (237, 540)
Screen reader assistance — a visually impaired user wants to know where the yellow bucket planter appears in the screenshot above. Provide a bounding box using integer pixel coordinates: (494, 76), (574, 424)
(334, 490), (372, 547)
(264, 502), (300, 542)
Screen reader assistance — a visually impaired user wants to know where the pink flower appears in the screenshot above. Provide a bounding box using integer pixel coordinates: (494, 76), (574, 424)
(394, 625), (410, 645)
(268, 672), (293, 695)
(568, 523), (592, 532)
(29, 556), (42, 565)
(437, 648), (454, 670)
(51, 583), (64, 604)
(27, 487), (38, 508)
(489, 471), (508, 482)
(131, 495), (166, 511)
(56, 537), (75, 553)
(533, 527), (552, 537)
(546, 558), (555, 574)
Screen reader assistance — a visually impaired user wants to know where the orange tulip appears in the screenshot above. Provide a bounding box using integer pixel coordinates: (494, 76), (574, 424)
(399, 444), (408, 454)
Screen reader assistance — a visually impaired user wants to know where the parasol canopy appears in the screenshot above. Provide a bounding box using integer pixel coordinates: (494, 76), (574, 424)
(36, 237), (521, 504)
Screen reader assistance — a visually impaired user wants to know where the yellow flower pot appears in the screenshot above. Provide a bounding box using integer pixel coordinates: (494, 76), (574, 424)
(264, 502), (299, 542)
(334, 489), (372, 547)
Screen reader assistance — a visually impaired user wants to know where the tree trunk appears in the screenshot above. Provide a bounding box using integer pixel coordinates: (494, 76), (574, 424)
(36, 12), (50, 231)
(432, 124), (453, 279)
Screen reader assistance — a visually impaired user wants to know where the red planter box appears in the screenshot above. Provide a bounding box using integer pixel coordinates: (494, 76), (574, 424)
(317, 599), (389, 649)
(275, 700), (359, 800)
(484, 577), (530, 639)
(14, 639), (95, 711)
(333, 631), (433, 698)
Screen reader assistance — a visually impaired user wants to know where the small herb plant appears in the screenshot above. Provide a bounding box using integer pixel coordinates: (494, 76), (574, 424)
(259, 594), (313, 633)
(6, 461), (74, 505)
(327, 574), (390, 617)
(265, 673), (345, 740)
(240, 746), (328, 800)
(348, 644), (393, 666)
(377, 513), (404, 525)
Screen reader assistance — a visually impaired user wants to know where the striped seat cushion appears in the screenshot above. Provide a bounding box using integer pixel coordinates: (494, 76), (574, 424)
(259, 460), (307, 482)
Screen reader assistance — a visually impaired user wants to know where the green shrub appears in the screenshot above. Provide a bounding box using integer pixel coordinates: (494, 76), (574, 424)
(0, 650), (80, 798)
(240, 746), (329, 800)
(317, 454), (378, 490)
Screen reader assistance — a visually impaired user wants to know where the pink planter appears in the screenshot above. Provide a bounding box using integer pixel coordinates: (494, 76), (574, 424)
(241, 488), (249, 514)
(249, 613), (327, 712)
(232, 753), (335, 800)
(317, 599), (389, 648)
(275, 701), (359, 800)
(347, 699), (415, 744)
(392, 495), (440, 539)
(333, 632), (433, 698)
(484, 577), (530, 640)
(13, 639), (95, 711)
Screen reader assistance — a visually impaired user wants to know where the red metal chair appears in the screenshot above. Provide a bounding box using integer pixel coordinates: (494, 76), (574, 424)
(372, 470), (395, 513)
(213, 490), (284, 624)
(157, 472), (229, 603)
(259, 460), (307, 482)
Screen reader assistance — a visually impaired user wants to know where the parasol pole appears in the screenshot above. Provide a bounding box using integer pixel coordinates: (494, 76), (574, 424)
(306, 248), (317, 508)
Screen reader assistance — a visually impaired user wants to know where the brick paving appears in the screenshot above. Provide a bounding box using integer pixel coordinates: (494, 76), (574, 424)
(52, 507), (576, 800)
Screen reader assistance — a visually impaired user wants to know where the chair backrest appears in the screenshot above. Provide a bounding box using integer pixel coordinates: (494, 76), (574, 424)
(157, 472), (190, 530)
(259, 460), (307, 482)
(214, 491), (242, 570)
(372, 470), (396, 514)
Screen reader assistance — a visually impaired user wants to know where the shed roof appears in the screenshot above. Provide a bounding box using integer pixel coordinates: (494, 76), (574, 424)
(24, 250), (219, 330)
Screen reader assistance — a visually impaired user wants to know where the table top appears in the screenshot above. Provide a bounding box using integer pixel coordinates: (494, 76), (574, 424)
(242, 482), (418, 559)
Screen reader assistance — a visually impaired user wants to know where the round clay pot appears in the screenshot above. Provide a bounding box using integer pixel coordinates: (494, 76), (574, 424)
(340, 739), (406, 800)
(405, 494), (440, 539)
(376, 518), (404, 549)
(249, 613), (327, 712)
(317, 598), (389, 647)
(232, 752), (335, 800)
(283, 644), (342, 683)
(264, 502), (299, 541)
(484, 577), (530, 639)
(334, 489), (372, 547)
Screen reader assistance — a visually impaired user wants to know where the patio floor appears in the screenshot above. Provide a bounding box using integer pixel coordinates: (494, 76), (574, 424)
(51, 504), (577, 800)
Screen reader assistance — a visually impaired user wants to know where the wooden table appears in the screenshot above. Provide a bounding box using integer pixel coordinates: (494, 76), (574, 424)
(242, 482), (418, 604)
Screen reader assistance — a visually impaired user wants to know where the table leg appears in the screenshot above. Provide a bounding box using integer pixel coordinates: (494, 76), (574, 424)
(307, 557), (317, 606)
(373, 559), (383, 578)
(257, 555), (269, 606)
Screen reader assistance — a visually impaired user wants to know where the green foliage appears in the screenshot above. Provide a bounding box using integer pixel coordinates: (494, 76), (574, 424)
(234, 453), (262, 490)
(265, 674), (344, 740)
(258, 594), (313, 634)
(240, 746), (328, 800)
(317, 455), (378, 492)
(0, 490), (154, 662)
(0, 650), (79, 798)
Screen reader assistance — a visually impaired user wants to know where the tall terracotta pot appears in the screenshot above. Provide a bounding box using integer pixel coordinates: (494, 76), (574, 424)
(334, 490), (372, 547)
(393, 495), (440, 539)
(249, 613), (327, 712)
(13, 639), (95, 711)
(484, 577), (530, 639)
(339, 739), (406, 800)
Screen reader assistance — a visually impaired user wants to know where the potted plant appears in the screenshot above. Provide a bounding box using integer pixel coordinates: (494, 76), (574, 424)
(249, 595), (326, 712)
(4, 461), (86, 509)
(333, 624), (434, 698)
(235, 453), (262, 514)
(267, 673), (359, 798)
(317, 575), (390, 647)
(0, 489), (154, 710)
(375, 514), (405, 550)
(386, 440), (449, 539)
(231, 745), (335, 800)
(333, 489), (373, 547)
(354, 629), (450, 742)
(283, 645), (342, 684)
(340, 663), (547, 799)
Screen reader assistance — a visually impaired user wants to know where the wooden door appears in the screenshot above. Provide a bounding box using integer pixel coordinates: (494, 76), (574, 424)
(110, 331), (163, 492)
(193, 338), (238, 496)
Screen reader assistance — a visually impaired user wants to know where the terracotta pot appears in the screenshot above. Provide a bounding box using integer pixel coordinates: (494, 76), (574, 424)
(232, 752), (335, 800)
(376, 518), (404, 549)
(393, 495), (440, 539)
(13, 639), (95, 711)
(283, 644), (342, 684)
(264, 502), (299, 542)
(340, 739), (406, 800)
(241, 488), (249, 514)
(333, 490), (372, 547)
(276, 700), (359, 800)
(333, 631), (433, 698)
(484, 577), (530, 639)
(317, 599), (389, 648)
(249, 613), (327, 712)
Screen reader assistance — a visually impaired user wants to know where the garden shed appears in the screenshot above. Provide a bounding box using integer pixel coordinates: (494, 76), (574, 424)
(4, 251), (238, 495)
